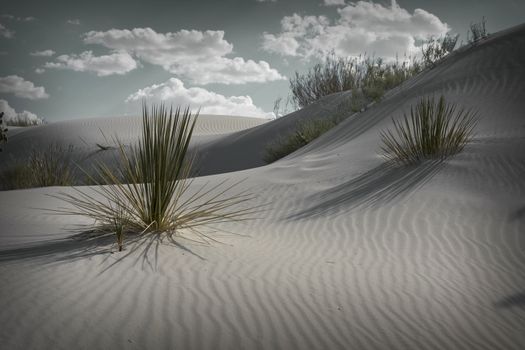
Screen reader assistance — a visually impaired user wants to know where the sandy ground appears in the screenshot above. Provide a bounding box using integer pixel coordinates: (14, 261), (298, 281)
(0, 24), (524, 350)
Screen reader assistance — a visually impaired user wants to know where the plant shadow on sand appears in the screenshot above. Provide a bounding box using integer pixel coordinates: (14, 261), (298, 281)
(289, 160), (445, 219)
(494, 293), (525, 309)
(0, 230), (205, 271)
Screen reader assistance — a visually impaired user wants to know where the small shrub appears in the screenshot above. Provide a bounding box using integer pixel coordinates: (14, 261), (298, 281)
(0, 112), (7, 152)
(0, 143), (75, 190)
(380, 96), (478, 164)
(290, 53), (422, 109)
(421, 33), (459, 68)
(52, 103), (257, 250)
(468, 17), (488, 43)
(289, 53), (359, 109)
(264, 118), (337, 163)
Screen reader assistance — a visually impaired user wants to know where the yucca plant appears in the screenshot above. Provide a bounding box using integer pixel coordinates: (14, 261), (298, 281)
(380, 96), (477, 164)
(52, 103), (257, 250)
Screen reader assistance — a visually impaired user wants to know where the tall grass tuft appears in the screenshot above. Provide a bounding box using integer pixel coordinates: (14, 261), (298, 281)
(52, 103), (257, 250)
(380, 96), (477, 165)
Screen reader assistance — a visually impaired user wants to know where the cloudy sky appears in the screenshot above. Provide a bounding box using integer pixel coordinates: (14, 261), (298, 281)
(0, 0), (523, 122)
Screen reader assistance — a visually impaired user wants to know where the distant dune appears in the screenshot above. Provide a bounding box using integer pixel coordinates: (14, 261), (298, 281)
(0, 24), (524, 349)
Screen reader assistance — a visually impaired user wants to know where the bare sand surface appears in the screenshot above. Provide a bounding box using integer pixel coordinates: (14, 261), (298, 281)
(0, 24), (524, 349)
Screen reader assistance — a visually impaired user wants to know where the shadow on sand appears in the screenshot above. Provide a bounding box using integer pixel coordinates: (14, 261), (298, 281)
(494, 293), (525, 309)
(509, 205), (525, 221)
(289, 160), (445, 219)
(0, 230), (205, 271)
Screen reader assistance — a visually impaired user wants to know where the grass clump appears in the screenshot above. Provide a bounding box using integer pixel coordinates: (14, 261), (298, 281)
(380, 96), (478, 165)
(0, 112), (7, 152)
(0, 143), (75, 190)
(53, 103), (256, 251)
(264, 118), (337, 163)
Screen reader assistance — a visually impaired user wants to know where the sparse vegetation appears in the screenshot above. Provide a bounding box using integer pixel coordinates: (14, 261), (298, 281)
(52, 104), (257, 251)
(289, 53), (422, 110)
(264, 118), (337, 163)
(0, 143), (75, 190)
(0, 112), (7, 152)
(421, 33), (459, 68)
(380, 96), (478, 165)
(468, 17), (488, 43)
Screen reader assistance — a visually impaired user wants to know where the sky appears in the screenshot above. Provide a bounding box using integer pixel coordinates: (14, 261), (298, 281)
(0, 0), (524, 122)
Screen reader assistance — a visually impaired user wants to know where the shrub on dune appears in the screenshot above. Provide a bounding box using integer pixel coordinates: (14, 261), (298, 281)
(53, 104), (256, 250)
(263, 118), (337, 163)
(468, 17), (489, 43)
(289, 53), (422, 110)
(0, 143), (74, 190)
(421, 33), (459, 68)
(0, 112), (7, 152)
(380, 96), (478, 164)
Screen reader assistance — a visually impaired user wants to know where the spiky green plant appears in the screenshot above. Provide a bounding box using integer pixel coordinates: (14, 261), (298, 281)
(52, 104), (257, 247)
(380, 96), (478, 164)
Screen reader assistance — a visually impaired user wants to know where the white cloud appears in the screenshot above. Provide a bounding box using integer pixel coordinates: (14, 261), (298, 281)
(35, 68), (45, 74)
(83, 27), (285, 84)
(324, 0), (345, 6)
(44, 50), (138, 76)
(262, 0), (449, 59)
(30, 49), (55, 57)
(0, 75), (49, 100)
(66, 19), (81, 25)
(0, 23), (14, 38)
(261, 33), (300, 56)
(126, 78), (273, 118)
(0, 99), (44, 125)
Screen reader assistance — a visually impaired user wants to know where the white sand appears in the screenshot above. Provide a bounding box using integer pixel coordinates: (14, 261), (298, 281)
(1, 24), (525, 349)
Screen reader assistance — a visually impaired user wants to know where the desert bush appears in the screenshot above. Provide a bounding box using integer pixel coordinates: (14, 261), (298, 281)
(290, 53), (421, 109)
(0, 112), (7, 151)
(289, 53), (359, 109)
(264, 118), (337, 163)
(421, 33), (459, 68)
(0, 143), (75, 190)
(52, 104), (256, 251)
(380, 96), (478, 164)
(468, 17), (488, 43)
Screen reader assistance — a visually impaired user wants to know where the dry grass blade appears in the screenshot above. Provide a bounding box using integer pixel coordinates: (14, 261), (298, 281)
(380, 95), (478, 165)
(50, 103), (260, 251)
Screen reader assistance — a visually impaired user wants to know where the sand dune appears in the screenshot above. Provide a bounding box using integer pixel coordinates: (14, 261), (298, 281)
(1, 24), (525, 349)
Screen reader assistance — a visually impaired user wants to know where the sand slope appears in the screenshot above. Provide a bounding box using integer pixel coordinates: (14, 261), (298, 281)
(1, 24), (525, 349)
